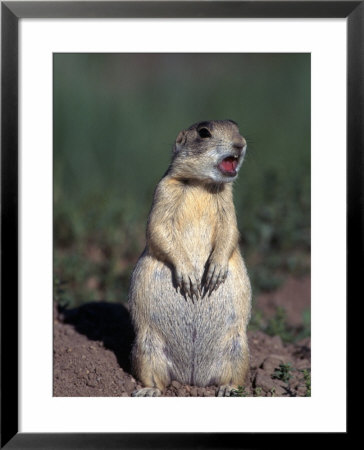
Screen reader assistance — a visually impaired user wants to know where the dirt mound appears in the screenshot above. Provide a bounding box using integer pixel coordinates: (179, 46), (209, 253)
(54, 297), (310, 397)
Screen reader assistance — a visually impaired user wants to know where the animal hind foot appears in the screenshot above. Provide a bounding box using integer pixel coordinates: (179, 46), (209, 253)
(216, 385), (237, 397)
(131, 387), (161, 397)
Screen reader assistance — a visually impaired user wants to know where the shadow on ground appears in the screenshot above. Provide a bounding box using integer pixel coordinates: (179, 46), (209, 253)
(58, 302), (135, 374)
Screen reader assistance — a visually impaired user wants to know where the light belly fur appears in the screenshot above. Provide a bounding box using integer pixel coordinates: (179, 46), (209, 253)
(130, 249), (249, 386)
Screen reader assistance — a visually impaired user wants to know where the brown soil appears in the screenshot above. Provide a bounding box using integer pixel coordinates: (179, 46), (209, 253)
(254, 275), (310, 327)
(54, 276), (311, 397)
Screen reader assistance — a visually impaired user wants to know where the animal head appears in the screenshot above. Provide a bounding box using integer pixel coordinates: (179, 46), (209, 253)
(171, 120), (247, 183)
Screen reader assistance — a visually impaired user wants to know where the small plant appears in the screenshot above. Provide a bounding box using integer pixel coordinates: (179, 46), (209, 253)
(249, 305), (311, 345)
(265, 306), (295, 343)
(231, 386), (247, 397)
(302, 369), (311, 396)
(254, 387), (263, 397)
(272, 362), (293, 383)
(295, 308), (311, 341)
(270, 387), (276, 397)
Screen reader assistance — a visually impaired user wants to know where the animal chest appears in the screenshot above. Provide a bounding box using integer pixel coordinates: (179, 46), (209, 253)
(174, 188), (218, 262)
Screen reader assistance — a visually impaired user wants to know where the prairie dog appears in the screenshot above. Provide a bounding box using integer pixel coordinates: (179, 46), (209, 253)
(128, 120), (251, 397)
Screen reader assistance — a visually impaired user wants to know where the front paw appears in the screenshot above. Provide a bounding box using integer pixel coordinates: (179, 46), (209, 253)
(175, 265), (201, 300)
(204, 258), (228, 295)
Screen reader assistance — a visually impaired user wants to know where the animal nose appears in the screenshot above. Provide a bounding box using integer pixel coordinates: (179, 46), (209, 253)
(232, 136), (246, 155)
(232, 140), (244, 154)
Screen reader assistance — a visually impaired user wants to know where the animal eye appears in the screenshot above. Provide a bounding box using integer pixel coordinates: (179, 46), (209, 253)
(198, 128), (211, 138)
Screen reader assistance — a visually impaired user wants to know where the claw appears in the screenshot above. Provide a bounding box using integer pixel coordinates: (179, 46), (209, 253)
(183, 279), (191, 299)
(209, 271), (219, 294)
(206, 267), (215, 292)
(175, 267), (202, 301)
(193, 288), (199, 301)
(187, 282), (193, 299)
(192, 285), (199, 300)
(208, 284), (215, 296)
(206, 266), (214, 288)
(201, 284), (208, 298)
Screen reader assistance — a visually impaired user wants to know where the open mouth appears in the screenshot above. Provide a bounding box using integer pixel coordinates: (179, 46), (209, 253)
(218, 155), (239, 177)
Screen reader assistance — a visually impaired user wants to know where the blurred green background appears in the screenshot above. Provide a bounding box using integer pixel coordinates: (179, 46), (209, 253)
(54, 53), (310, 339)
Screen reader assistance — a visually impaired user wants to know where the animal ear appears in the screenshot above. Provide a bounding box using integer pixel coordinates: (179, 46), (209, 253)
(173, 130), (185, 154)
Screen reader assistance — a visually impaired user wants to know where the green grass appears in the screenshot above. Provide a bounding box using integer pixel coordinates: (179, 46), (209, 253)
(248, 306), (311, 344)
(266, 307), (295, 342)
(231, 386), (248, 397)
(302, 369), (311, 397)
(272, 363), (293, 383)
(54, 53), (310, 308)
(254, 387), (263, 397)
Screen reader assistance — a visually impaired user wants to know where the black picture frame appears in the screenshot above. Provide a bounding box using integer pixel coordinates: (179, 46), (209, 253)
(1, 1), (360, 448)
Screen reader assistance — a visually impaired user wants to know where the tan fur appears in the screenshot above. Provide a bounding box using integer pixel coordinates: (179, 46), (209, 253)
(128, 120), (251, 397)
